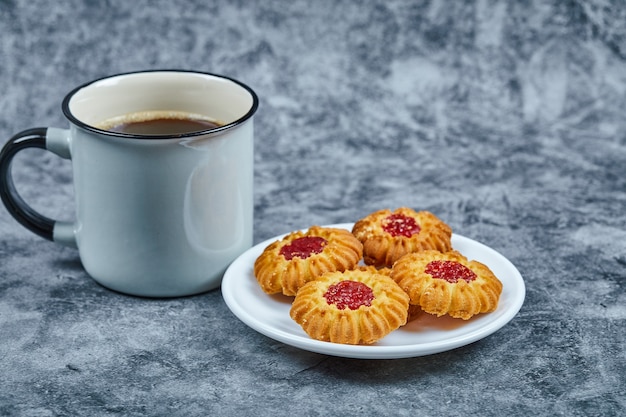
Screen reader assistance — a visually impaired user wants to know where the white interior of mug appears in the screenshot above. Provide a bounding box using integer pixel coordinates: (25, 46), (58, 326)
(65, 71), (257, 135)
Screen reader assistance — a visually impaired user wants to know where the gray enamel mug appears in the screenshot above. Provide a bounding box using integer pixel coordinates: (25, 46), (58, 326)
(0, 70), (258, 297)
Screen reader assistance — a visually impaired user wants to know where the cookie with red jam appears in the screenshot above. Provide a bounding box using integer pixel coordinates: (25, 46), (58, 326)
(290, 269), (409, 345)
(254, 226), (363, 296)
(352, 208), (452, 268)
(391, 250), (503, 320)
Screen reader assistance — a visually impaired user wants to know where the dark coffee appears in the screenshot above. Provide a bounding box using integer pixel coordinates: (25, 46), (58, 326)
(96, 111), (222, 136)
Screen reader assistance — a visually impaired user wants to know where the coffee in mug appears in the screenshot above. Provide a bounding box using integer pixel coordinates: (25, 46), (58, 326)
(97, 110), (223, 136)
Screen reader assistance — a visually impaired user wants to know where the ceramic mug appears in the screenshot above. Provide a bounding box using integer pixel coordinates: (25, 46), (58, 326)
(0, 70), (258, 297)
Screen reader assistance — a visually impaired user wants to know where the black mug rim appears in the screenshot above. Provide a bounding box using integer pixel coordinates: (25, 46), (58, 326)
(61, 69), (259, 140)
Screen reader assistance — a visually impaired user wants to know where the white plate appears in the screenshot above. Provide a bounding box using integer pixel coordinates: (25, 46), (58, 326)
(221, 223), (525, 359)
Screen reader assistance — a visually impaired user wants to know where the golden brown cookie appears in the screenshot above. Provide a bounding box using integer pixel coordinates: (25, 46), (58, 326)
(352, 208), (452, 268)
(290, 269), (409, 345)
(254, 226), (363, 296)
(391, 250), (503, 320)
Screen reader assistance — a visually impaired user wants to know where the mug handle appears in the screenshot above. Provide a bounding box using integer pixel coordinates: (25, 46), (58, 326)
(0, 127), (76, 247)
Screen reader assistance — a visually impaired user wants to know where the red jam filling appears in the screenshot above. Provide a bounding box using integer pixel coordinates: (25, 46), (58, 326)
(280, 236), (327, 260)
(425, 260), (477, 283)
(382, 214), (421, 237)
(324, 280), (375, 310)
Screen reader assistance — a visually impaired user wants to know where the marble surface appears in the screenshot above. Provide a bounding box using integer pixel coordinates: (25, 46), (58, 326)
(1, 0), (625, 416)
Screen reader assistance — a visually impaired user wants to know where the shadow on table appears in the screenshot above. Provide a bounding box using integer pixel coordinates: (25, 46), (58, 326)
(271, 340), (486, 384)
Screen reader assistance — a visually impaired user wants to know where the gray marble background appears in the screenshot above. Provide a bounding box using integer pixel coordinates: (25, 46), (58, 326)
(1, 0), (625, 416)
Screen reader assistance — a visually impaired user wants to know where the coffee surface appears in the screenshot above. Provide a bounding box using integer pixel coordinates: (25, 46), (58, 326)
(96, 111), (222, 136)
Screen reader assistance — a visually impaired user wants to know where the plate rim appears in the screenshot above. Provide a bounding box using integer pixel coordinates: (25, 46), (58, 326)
(221, 223), (526, 359)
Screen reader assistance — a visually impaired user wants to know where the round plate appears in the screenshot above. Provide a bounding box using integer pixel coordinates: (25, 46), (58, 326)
(221, 223), (525, 359)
